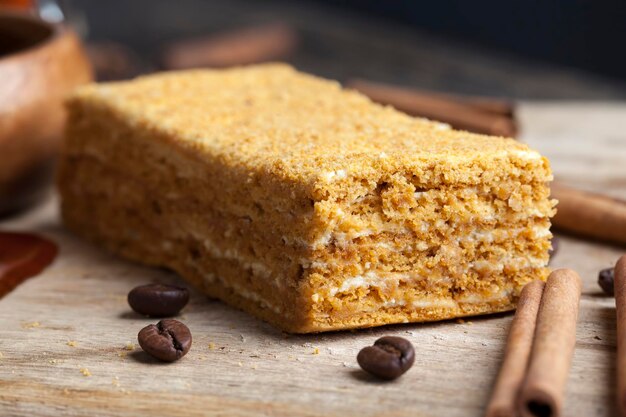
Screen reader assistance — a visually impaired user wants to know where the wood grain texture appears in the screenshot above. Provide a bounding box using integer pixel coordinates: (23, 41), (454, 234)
(0, 102), (624, 417)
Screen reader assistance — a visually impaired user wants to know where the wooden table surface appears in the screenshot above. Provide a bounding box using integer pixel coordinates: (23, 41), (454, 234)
(0, 102), (624, 417)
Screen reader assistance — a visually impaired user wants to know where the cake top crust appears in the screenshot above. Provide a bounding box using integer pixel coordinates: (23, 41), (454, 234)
(69, 64), (550, 189)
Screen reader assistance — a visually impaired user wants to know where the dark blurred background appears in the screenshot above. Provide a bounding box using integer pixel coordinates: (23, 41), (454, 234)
(61, 0), (626, 98)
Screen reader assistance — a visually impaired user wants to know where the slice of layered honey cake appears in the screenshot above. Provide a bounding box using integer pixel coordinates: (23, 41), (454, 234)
(58, 64), (555, 332)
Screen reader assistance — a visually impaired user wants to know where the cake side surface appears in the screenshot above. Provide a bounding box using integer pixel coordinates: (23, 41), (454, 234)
(59, 64), (554, 333)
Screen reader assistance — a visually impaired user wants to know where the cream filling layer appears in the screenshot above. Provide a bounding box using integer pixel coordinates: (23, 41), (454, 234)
(295, 221), (551, 252)
(310, 216), (551, 249)
(377, 287), (513, 310)
(303, 224), (551, 270)
(324, 255), (544, 299)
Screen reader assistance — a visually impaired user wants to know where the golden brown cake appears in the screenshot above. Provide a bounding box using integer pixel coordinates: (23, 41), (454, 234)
(58, 64), (555, 333)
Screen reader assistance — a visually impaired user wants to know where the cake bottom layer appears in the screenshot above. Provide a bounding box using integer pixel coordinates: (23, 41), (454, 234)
(60, 168), (550, 332)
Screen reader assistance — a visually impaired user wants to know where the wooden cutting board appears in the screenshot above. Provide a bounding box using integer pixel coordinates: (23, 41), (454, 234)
(0, 102), (624, 417)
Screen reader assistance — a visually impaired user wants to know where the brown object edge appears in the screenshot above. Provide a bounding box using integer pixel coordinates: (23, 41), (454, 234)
(615, 255), (626, 416)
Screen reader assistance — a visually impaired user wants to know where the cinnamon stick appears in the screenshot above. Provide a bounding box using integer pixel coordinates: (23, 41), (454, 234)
(614, 255), (626, 416)
(485, 280), (545, 417)
(452, 95), (515, 117)
(347, 79), (517, 137)
(551, 182), (626, 246)
(518, 269), (582, 417)
(350, 78), (515, 117)
(161, 24), (297, 70)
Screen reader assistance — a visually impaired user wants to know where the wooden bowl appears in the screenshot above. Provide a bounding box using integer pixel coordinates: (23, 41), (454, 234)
(0, 11), (92, 217)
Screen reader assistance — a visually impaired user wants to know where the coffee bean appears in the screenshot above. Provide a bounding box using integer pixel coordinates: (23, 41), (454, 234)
(128, 284), (189, 317)
(138, 319), (192, 362)
(357, 336), (415, 380)
(598, 267), (615, 296)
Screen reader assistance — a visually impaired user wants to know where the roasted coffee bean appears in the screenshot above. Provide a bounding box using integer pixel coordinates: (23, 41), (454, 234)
(357, 336), (415, 380)
(138, 319), (192, 362)
(128, 284), (189, 317)
(598, 267), (615, 296)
